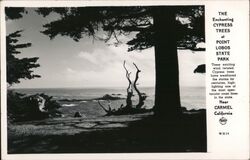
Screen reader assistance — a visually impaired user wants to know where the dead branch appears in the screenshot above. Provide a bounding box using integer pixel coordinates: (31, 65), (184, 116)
(123, 61), (132, 93)
(133, 63), (146, 109)
(97, 100), (111, 114)
(97, 61), (151, 116)
(123, 61), (133, 108)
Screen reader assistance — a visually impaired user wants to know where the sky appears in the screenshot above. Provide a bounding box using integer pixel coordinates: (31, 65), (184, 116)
(6, 8), (205, 88)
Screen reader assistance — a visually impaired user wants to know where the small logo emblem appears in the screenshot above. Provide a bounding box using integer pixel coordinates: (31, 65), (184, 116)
(219, 117), (227, 125)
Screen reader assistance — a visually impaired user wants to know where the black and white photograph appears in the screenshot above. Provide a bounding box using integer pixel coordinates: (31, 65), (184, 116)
(5, 5), (206, 154)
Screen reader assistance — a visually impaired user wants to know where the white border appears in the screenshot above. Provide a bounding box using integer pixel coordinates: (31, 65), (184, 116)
(1, 1), (249, 160)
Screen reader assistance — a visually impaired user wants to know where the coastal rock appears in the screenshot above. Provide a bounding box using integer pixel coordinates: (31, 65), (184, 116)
(36, 95), (48, 113)
(74, 112), (84, 118)
(96, 94), (124, 100)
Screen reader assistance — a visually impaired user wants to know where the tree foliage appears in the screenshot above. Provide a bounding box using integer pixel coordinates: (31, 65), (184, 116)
(5, 7), (26, 20)
(37, 6), (205, 51)
(194, 64), (205, 73)
(7, 91), (62, 122)
(5, 8), (63, 122)
(7, 30), (41, 85)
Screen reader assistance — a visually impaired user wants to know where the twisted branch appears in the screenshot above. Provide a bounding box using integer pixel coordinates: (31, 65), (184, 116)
(123, 61), (133, 108)
(97, 100), (111, 114)
(133, 63), (145, 109)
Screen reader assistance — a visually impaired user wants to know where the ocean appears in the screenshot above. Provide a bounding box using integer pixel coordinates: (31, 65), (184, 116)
(12, 86), (205, 110)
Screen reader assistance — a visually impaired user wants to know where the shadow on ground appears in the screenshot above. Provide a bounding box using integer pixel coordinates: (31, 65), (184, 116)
(8, 110), (206, 153)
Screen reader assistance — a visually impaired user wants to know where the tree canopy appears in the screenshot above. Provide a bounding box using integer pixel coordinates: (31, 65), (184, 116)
(5, 7), (26, 20)
(36, 6), (205, 51)
(5, 7), (41, 85)
(6, 30), (41, 85)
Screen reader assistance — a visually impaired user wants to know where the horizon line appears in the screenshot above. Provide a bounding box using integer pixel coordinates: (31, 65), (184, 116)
(9, 85), (205, 89)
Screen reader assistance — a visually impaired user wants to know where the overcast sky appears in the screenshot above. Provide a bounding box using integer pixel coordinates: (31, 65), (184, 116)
(6, 8), (205, 88)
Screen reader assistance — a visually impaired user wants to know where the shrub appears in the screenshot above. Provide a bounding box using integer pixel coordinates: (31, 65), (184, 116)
(7, 91), (62, 122)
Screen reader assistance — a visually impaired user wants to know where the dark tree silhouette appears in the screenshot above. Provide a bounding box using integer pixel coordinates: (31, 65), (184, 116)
(5, 9), (64, 122)
(6, 30), (41, 85)
(5, 7), (26, 20)
(36, 6), (205, 120)
(194, 64), (206, 73)
(5, 7), (41, 85)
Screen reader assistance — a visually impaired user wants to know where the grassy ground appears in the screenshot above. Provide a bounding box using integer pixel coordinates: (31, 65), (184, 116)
(8, 108), (206, 153)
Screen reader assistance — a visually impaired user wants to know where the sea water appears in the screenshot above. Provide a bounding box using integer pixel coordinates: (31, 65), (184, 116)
(12, 86), (205, 110)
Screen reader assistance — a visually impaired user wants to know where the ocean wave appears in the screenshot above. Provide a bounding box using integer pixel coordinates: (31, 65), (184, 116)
(61, 104), (77, 107)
